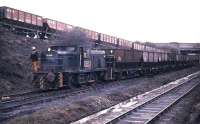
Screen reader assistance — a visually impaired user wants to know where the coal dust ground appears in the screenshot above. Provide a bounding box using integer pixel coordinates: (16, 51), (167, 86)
(5, 67), (200, 124)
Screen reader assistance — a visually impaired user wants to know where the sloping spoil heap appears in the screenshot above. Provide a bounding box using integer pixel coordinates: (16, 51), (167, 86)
(0, 27), (53, 95)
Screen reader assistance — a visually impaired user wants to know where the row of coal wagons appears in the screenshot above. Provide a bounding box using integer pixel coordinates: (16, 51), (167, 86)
(0, 6), (100, 40)
(110, 42), (171, 63)
(0, 6), (76, 32)
(0, 6), (43, 29)
(103, 42), (174, 74)
(0, 6), (136, 48)
(105, 42), (199, 65)
(0, 7), (132, 48)
(100, 33), (132, 48)
(103, 43), (175, 78)
(39, 19), (98, 40)
(176, 54), (199, 62)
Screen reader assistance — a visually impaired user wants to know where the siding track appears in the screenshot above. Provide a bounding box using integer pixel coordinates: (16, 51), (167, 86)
(71, 71), (200, 124)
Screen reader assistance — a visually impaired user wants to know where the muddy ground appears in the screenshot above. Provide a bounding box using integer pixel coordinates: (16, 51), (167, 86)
(5, 67), (200, 124)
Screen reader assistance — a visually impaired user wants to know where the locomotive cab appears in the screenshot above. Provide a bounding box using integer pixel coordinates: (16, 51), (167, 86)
(40, 46), (79, 72)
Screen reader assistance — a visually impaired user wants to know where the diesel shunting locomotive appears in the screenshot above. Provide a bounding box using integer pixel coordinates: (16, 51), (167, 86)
(33, 45), (107, 89)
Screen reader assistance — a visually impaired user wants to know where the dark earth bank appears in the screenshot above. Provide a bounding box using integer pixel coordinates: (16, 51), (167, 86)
(0, 27), (54, 95)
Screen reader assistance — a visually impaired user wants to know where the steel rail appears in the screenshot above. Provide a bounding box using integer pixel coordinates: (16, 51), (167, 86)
(0, 86), (93, 121)
(71, 71), (200, 124)
(144, 81), (199, 124)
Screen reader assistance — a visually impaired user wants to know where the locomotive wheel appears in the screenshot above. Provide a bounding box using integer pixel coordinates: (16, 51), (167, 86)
(67, 75), (75, 89)
(74, 74), (81, 87)
(86, 73), (97, 85)
(68, 74), (81, 88)
(98, 72), (106, 81)
(117, 72), (122, 80)
(93, 73), (99, 83)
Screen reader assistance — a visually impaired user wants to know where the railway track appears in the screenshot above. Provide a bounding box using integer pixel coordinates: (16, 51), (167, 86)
(71, 71), (200, 124)
(0, 85), (96, 122)
(0, 80), (126, 122)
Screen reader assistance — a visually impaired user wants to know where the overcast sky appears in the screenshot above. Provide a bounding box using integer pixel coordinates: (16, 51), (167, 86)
(1, 0), (200, 43)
